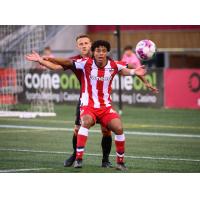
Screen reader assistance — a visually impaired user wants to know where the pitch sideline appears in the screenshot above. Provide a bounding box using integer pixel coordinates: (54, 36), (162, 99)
(0, 148), (200, 163)
(0, 168), (52, 173)
(0, 124), (200, 138)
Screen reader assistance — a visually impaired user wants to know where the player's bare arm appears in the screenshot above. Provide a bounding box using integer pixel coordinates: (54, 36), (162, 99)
(46, 57), (74, 69)
(138, 75), (159, 94)
(26, 51), (63, 70)
(44, 57), (71, 66)
(127, 64), (159, 94)
(26, 51), (73, 70)
(119, 66), (146, 76)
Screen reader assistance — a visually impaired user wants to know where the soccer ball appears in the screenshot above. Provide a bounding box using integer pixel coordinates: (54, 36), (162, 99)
(135, 39), (156, 61)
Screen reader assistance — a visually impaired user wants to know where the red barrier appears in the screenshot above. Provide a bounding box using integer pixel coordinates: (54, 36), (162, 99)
(164, 69), (200, 109)
(0, 68), (17, 105)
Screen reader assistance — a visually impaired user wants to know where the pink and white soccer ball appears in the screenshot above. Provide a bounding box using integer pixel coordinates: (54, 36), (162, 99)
(135, 39), (156, 61)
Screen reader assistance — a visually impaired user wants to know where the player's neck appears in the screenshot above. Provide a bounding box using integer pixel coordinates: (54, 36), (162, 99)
(95, 58), (108, 68)
(81, 52), (91, 58)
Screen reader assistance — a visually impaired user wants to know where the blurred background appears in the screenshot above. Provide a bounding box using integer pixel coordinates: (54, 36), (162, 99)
(0, 25), (200, 173)
(0, 25), (200, 117)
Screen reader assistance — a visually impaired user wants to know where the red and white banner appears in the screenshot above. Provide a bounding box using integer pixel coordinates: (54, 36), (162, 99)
(164, 69), (200, 109)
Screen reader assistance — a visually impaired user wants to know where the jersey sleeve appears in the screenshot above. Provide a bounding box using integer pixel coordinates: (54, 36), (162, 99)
(115, 61), (128, 71)
(73, 58), (88, 70)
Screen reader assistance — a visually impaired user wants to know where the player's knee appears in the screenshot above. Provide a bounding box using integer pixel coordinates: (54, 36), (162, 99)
(101, 126), (112, 137)
(114, 126), (123, 135)
(81, 117), (93, 128)
(102, 130), (112, 137)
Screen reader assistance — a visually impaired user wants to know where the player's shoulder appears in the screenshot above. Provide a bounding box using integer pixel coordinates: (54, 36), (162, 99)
(109, 60), (127, 71)
(109, 59), (126, 68)
(76, 57), (90, 64)
(69, 55), (83, 61)
(70, 55), (92, 63)
(72, 55), (91, 63)
(114, 60), (127, 66)
(73, 57), (92, 70)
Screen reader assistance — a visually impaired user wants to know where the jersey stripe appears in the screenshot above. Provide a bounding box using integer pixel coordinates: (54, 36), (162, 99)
(91, 63), (100, 108)
(103, 61), (112, 107)
(85, 59), (94, 107)
(81, 68), (88, 106)
(108, 61), (118, 103)
(96, 66), (105, 107)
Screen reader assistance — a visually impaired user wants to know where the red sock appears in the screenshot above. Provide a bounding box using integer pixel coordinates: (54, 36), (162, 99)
(115, 134), (125, 163)
(76, 126), (88, 160)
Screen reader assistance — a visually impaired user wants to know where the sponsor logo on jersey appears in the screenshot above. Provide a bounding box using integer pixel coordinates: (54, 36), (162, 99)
(89, 75), (112, 81)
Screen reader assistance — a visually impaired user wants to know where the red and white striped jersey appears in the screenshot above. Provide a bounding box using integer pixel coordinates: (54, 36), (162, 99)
(62, 55), (89, 85)
(74, 58), (126, 108)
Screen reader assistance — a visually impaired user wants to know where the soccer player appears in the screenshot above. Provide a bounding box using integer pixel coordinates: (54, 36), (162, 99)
(26, 40), (146, 170)
(27, 35), (113, 168)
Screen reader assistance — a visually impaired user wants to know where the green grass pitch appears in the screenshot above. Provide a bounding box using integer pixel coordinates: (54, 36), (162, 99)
(0, 104), (200, 172)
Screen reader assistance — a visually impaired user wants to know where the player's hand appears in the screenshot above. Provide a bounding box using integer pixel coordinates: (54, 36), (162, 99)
(146, 84), (159, 94)
(42, 56), (50, 61)
(134, 65), (146, 76)
(25, 51), (42, 62)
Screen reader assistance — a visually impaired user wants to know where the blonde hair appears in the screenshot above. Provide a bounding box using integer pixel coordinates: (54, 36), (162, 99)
(76, 34), (91, 42)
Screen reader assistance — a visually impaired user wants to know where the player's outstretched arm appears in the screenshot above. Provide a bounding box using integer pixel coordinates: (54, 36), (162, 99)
(126, 64), (158, 93)
(43, 57), (73, 68)
(25, 51), (63, 70)
(119, 66), (146, 76)
(138, 75), (159, 94)
(26, 51), (74, 70)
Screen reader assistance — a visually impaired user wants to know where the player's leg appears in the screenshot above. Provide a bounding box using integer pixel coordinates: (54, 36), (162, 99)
(100, 107), (127, 171)
(64, 125), (80, 167)
(64, 100), (81, 167)
(100, 125), (112, 168)
(107, 118), (127, 171)
(74, 107), (96, 168)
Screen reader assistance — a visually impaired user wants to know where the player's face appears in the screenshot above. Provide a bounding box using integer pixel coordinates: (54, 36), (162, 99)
(124, 49), (133, 56)
(93, 46), (108, 65)
(76, 37), (91, 56)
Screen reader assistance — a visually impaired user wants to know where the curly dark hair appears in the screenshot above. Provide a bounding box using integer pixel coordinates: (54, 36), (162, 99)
(91, 40), (111, 52)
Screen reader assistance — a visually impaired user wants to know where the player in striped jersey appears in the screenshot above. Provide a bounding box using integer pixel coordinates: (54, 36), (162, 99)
(67, 35), (113, 168)
(26, 40), (146, 170)
(27, 35), (113, 168)
(72, 40), (146, 170)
